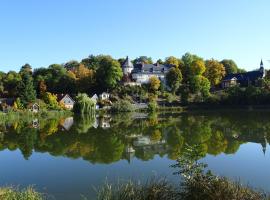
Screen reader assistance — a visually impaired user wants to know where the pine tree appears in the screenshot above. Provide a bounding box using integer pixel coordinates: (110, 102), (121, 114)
(17, 72), (36, 106)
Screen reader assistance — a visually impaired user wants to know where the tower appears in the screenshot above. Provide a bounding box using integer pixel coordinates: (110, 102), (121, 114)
(260, 59), (264, 74)
(122, 56), (134, 75)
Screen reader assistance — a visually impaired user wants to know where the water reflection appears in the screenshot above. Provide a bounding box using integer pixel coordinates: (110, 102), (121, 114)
(0, 112), (269, 163)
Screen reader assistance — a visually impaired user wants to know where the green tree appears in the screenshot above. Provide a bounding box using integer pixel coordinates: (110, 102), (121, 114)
(166, 67), (182, 94)
(17, 72), (36, 106)
(205, 59), (226, 86)
(221, 59), (238, 75)
(3, 71), (21, 96)
(96, 56), (123, 90)
(64, 60), (80, 71)
(133, 56), (153, 64)
(73, 93), (96, 114)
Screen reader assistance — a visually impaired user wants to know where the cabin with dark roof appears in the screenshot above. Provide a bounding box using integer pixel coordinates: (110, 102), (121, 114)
(221, 60), (265, 88)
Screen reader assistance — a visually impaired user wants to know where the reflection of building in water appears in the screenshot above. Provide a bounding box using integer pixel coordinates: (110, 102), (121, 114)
(133, 136), (166, 147)
(125, 145), (135, 163)
(99, 115), (111, 129)
(60, 117), (74, 131)
(93, 117), (99, 129)
(32, 119), (39, 129)
(262, 134), (268, 155)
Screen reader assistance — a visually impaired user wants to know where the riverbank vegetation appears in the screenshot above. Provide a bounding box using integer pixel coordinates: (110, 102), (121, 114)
(1, 53), (269, 115)
(0, 186), (43, 200)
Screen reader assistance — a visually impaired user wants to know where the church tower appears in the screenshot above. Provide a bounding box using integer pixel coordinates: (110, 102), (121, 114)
(260, 59), (264, 74)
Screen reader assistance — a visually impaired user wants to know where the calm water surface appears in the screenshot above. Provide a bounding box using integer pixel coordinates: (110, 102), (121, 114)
(0, 112), (270, 199)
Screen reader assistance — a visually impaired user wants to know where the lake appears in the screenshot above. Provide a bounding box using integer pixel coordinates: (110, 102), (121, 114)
(0, 111), (270, 199)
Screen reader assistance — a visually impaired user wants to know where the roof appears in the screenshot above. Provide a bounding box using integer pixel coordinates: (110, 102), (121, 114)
(57, 94), (75, 102)
(122, 56), (134, 68)
(0, 98), (15, 106)
(132, 63), (171, 74)
(223, 70), (263, 82)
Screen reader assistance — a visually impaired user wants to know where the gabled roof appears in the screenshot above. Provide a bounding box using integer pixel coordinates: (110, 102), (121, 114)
(57, 94), (75, 103)
(133, 63), (171, 74)
(0, 98), (15, 106)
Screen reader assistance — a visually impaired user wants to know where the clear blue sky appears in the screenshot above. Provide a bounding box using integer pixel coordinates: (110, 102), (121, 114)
(0, 0), (269, 72)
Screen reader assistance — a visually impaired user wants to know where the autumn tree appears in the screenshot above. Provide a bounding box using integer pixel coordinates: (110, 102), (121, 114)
(165, 56), (181, 68)
(180, 53), (210, 103)
(149, 76), (160, 93)
(43, 92), (60, 110)
(74, 64), (95, 93)
(205, 59), (225, 86)
(166, 67), (182, 94)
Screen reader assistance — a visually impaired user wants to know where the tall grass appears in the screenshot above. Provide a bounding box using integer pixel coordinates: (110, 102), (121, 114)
(0, 187), (44, 200)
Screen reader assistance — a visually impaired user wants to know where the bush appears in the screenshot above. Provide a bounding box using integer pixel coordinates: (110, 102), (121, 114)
(0, 187), (44, 200)
(111, 99), (135, 112)
(73, 93), (96, 114)
(148, 101), (158, 112)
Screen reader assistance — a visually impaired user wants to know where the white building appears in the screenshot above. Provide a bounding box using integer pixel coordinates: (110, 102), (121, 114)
(122, 56), (171, 84)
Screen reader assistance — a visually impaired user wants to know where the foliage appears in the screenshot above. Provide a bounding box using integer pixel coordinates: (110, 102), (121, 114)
(148, 76), (160, 93)
(42, 92), (60, 110)
(133, 56), (153, 64)
(111, 99), (135, 112)
(17, 72), (36, 106)
(148, 100), (158, 112)
(166, 67), (182, 94)
(171, 145), (268, 200)
(73, 93), (95, 114)
(165, 56), (181, 68)
(205, 59), (226, 86)
(221, 59), (239, 75)
(96, 56), (123, 90)
(0, 186), (44, 200)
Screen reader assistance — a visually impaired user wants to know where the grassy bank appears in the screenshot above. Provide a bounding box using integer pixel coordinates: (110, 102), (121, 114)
(0, 110), (72, 124)
(0, 187), (43, 200)
(96, 177), (268, 200)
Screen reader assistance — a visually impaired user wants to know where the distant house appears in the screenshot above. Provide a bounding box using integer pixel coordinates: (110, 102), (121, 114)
(99, 92), (110, 101)
(29, 103), (40, 113)
(221, 60), (265, 88)
(91, 94), (99, 102)
(0, 98), (15, 112)
(57, 94), (75, 110)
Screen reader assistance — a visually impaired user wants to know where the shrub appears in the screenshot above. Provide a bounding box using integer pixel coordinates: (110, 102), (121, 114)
(73, 93), (96, 114)
(0, 186), (44, 200)
(148, 101), (158, 112)
(111, 99), (135, 112)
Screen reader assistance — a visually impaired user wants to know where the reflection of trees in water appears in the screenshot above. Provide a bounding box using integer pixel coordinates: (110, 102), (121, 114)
(1, 111), (270, 163)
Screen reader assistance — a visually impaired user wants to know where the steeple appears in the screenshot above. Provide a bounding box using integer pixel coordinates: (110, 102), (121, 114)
(260, 59), (264, 75)
(260, 59), (264, 68)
